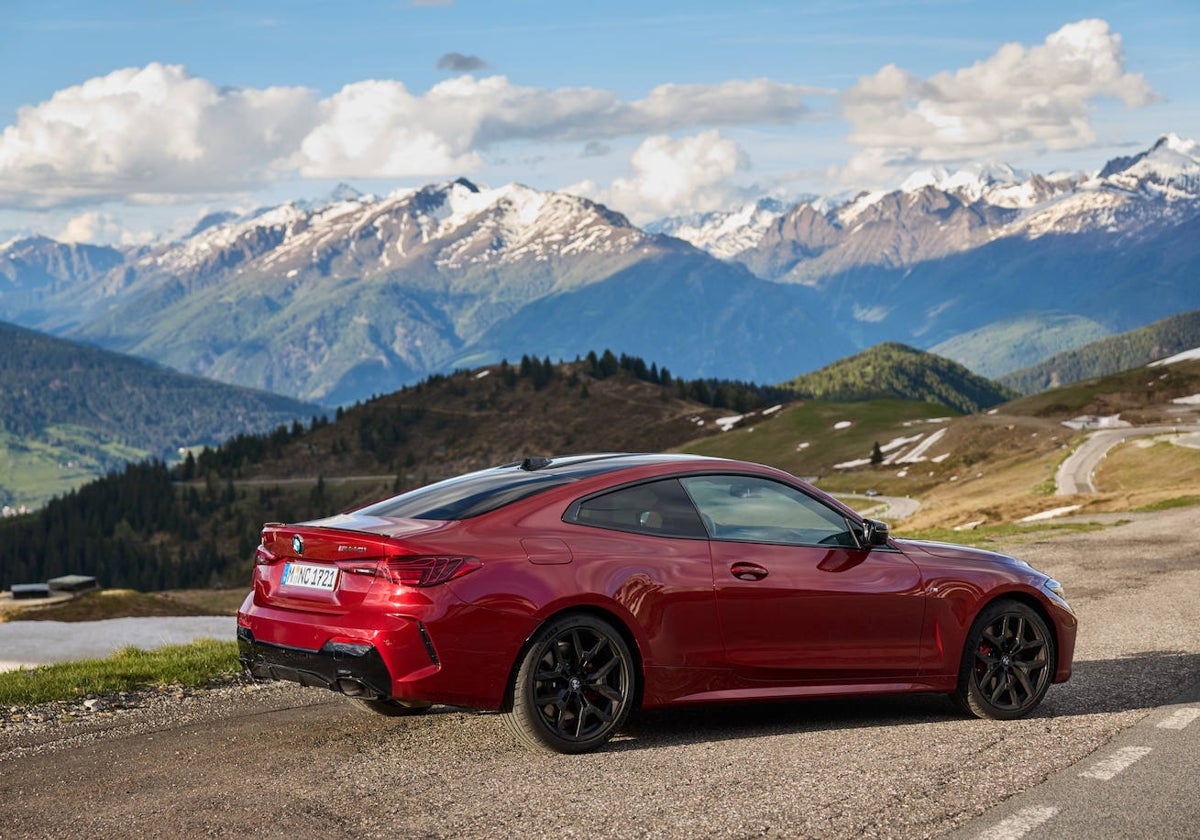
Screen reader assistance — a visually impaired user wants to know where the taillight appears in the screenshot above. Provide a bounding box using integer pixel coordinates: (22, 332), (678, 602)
(254, 545), (277, 565)
(377, 556), (481, 587)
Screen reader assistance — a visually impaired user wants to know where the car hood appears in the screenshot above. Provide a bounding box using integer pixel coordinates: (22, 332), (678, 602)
(893, 538), (1028, 570)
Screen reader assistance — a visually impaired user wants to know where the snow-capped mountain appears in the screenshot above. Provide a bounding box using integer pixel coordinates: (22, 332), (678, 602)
(0, 179), (850, 403)
(3, 136), (1200, 402)
(674, 134), (1200, 284)
(646, 198), (790, 260)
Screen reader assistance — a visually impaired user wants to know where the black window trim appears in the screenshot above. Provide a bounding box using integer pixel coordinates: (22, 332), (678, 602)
(562, 476), (710, 541)
(562, 470), (899, 551)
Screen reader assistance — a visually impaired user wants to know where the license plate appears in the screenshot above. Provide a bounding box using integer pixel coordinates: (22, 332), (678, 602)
(281, 562), (338, 591)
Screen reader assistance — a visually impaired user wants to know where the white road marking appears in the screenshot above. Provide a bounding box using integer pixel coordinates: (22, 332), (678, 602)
(1079, 746), (1153, 780)
(974, 806), (1059, 840)
(1157, 707), (1200, 730)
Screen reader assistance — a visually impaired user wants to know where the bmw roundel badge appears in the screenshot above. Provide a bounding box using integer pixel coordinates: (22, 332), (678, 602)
(292, 534), (304, 556)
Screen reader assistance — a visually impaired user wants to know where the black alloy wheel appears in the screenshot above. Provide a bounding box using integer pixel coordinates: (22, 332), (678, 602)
(503, 614), (635, 753)
(345, 697), (433, 716)
(955, 599), (1055, 720)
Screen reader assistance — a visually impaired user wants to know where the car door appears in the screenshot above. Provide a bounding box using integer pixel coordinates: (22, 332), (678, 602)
(679, 474), (925, 683)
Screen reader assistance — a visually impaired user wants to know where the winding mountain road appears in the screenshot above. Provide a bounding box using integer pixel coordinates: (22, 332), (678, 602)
(1055, 425), (1200, 495)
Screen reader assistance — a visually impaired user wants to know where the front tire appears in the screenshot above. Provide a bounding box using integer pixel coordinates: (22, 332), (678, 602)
(503, 614), (635, 753)
(954, 599), (1054, 720)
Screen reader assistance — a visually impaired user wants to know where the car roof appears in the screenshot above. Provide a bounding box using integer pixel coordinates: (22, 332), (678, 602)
(499, 452), (727, 477)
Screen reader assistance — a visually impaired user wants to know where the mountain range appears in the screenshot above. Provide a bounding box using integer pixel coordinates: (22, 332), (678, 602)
(2, 135), (1199, 405)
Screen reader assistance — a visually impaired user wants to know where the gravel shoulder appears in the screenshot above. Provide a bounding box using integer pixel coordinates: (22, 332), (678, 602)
(2, 508), (1198, 839)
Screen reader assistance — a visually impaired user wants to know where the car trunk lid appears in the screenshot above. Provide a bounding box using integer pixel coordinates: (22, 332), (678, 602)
(253, 517), (456, 613)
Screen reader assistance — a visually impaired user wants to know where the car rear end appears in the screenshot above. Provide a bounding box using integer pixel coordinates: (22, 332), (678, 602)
(236, 515), (515, 709)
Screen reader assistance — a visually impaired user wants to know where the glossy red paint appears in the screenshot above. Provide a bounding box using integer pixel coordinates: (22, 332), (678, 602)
(237, 453), (1077, 748)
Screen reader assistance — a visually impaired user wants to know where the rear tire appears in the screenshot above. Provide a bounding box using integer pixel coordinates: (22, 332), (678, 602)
(954, 599), (1054, 720)
(503, 614), (635, 753)
(345, 697), (433, 717)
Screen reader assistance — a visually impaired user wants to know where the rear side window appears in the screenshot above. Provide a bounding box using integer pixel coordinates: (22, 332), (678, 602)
(357, 469), (573, 520)
(567, 479), (707, 539)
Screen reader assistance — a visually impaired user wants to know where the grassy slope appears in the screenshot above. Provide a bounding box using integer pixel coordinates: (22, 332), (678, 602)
(0, 640), (240, 706)
(680, 399), (954, 481)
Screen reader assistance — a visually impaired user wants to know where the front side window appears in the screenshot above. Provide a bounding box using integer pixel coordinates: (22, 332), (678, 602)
(680, 475), (859, 548)
(568, 479), (707, 539)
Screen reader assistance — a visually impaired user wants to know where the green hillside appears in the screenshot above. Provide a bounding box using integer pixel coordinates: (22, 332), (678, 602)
(783, 342), (1014, 413)
(1001, 309), (1200, 396)
(930, 311), (1110, 379)
(681, 398), (956, 480)
(0, 321), (321, 509)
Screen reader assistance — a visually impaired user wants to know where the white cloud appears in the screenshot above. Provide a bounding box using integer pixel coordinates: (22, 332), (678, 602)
(0, 65), (819, 209)
(572, 131), (751, 222)
(293, 75), (816, 178)
(55, 211), (148, 245)
(840, 19), (1159, 184)
(0, 63), (319, 208)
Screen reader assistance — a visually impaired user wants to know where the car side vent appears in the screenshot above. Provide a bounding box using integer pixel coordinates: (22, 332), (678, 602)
(520, 456), (553, 471)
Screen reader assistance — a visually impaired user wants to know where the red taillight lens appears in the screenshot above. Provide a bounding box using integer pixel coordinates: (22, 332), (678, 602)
(254, 545), (277, 565)
(377, 556), (481, 587)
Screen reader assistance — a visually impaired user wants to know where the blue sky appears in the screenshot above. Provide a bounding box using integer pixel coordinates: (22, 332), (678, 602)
(1, 0), (1197, 243)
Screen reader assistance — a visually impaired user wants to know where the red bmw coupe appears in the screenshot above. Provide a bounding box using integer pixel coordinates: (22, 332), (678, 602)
(237, 453), (1076, 753)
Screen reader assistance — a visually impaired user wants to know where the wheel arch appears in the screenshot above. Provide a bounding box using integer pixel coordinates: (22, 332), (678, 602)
(498, 603), (645, 713)
(970, 589), (1059, 669)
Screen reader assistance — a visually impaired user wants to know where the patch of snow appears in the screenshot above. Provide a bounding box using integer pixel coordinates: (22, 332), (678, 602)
(837, 190), (889, 226)
(762, 404), (783, 416)
(954, 520), (985, 531)
(833, 421), (852, 430)
(795, 442), (810, 451)
(834, 458), (872, 470)
(880, 434), (924, 453)
(931, 453), (951, 463)
(896, 469), (908, 477)
(474, 370), (490, 379)
(896, 428), (948, 463)
(1020, 505), (1082, 523)
(715, 415), (744, 432)
(1150, 348), (1200, 367)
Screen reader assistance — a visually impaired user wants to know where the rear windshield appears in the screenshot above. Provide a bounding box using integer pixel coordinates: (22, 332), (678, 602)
(355, 469), (574, 520)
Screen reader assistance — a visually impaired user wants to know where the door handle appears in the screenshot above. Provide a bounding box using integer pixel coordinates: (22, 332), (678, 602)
(730, 562), (769, 581)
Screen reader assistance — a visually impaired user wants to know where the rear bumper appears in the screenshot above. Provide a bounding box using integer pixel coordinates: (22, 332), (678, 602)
(236, 592), (533, 709)
(238, 626), (395, 698)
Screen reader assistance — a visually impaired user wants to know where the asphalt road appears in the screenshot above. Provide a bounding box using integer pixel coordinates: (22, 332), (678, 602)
(1055, 425), (1200, 495)
(2, 507), (1198, 839)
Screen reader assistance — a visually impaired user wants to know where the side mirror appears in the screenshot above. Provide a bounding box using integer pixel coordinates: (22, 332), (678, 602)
(862, 518), (890, 547)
